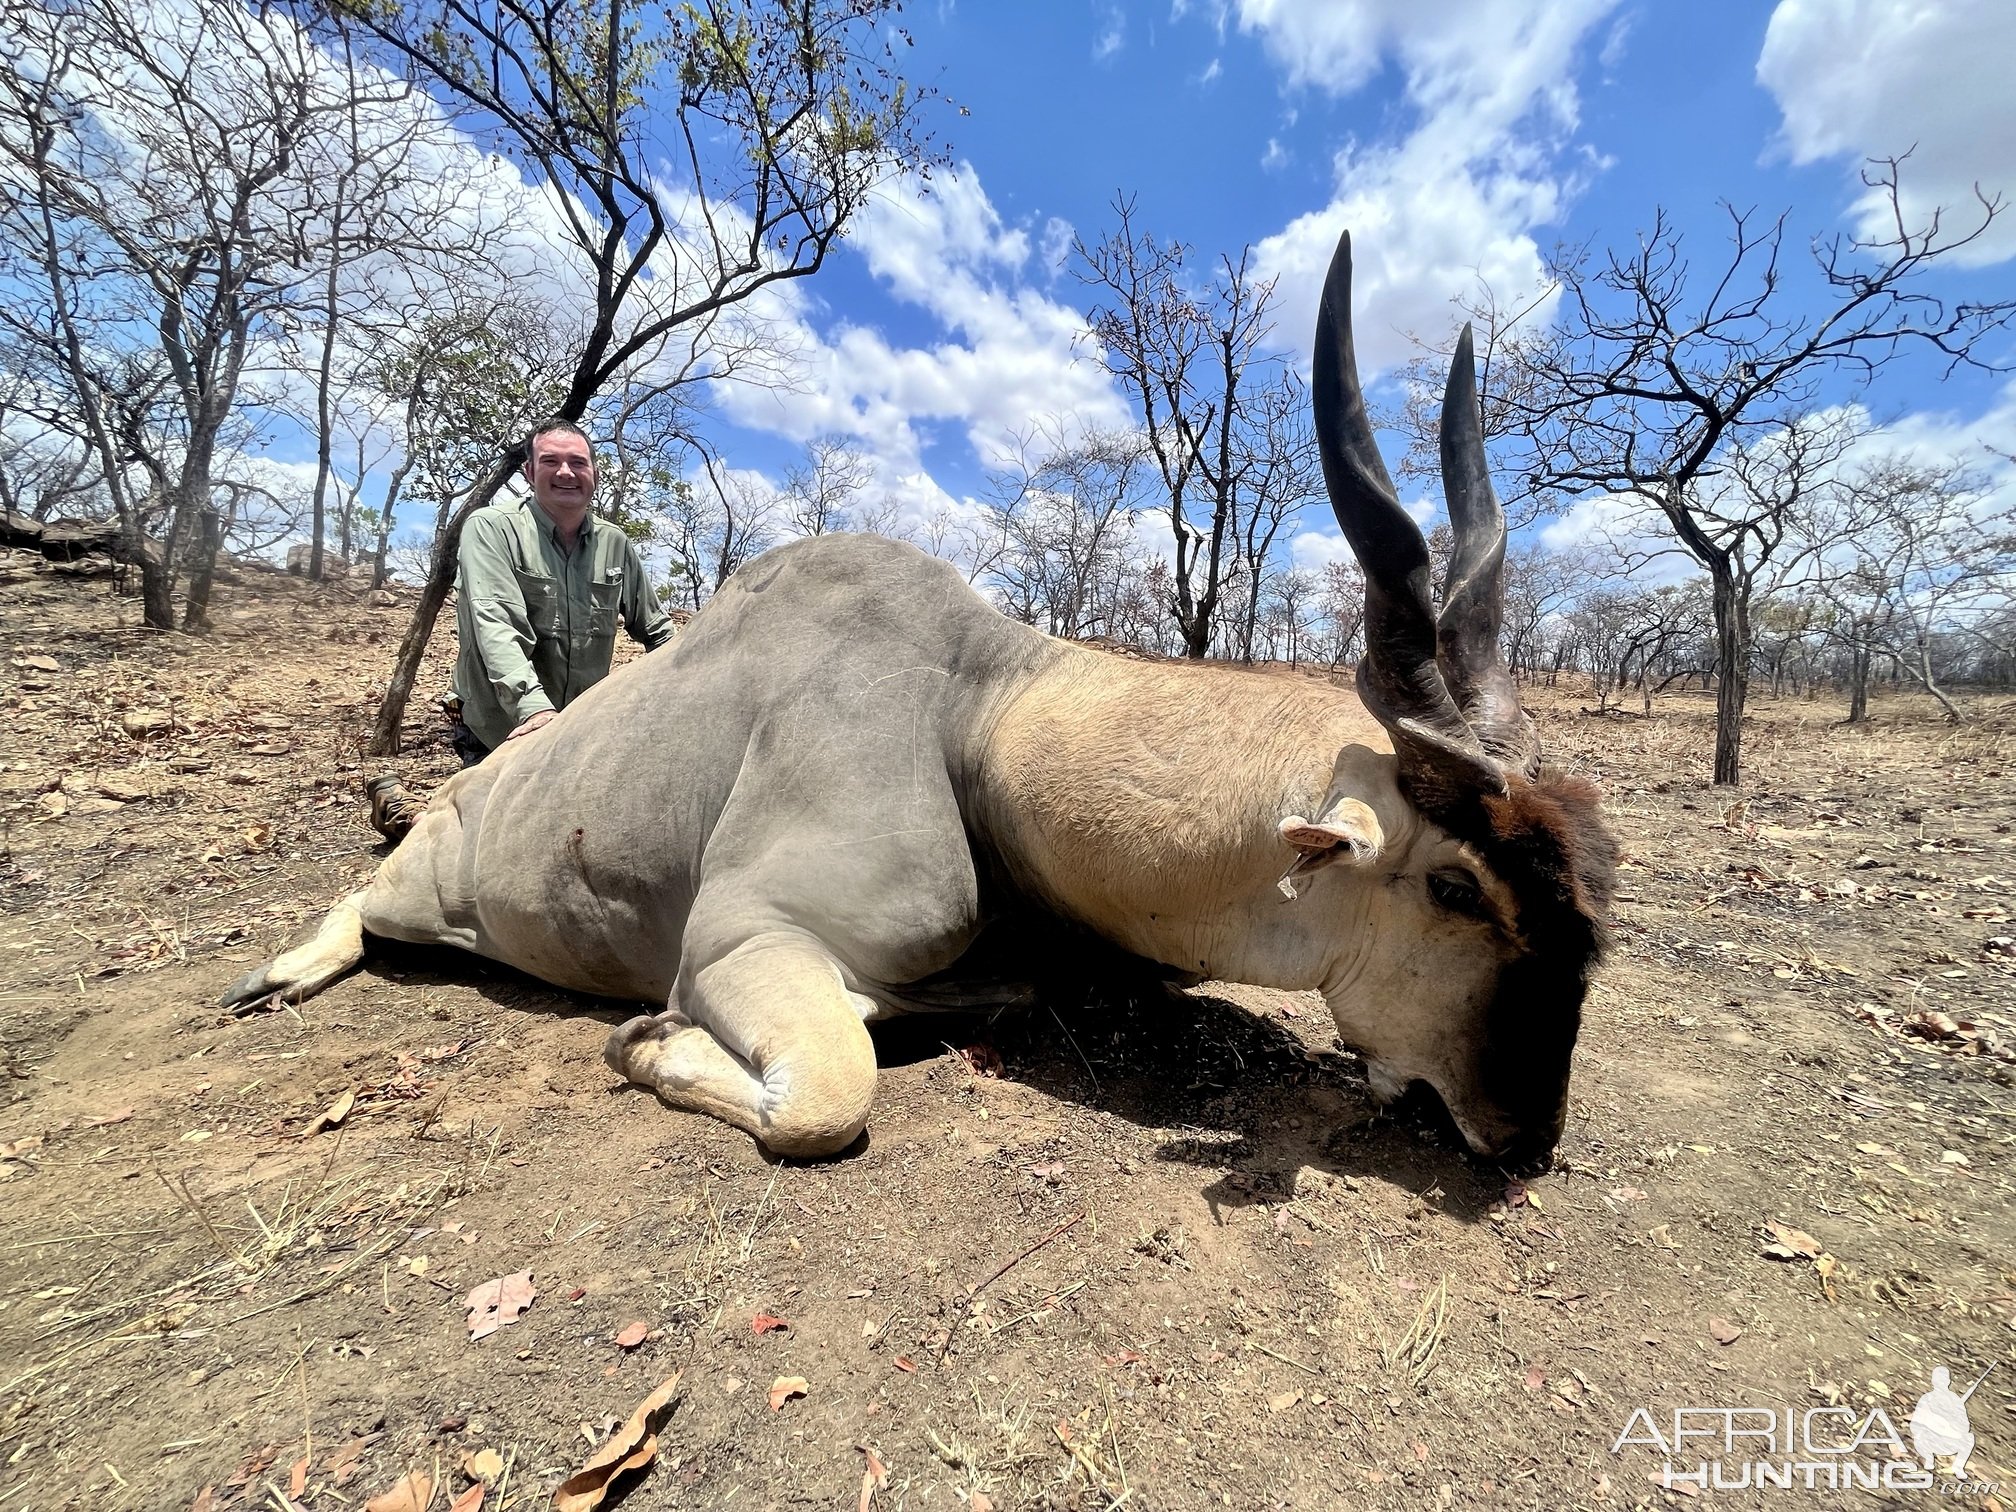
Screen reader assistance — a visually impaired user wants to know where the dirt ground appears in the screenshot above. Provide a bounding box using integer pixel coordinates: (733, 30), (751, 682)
(2, 559), (2013, 1512)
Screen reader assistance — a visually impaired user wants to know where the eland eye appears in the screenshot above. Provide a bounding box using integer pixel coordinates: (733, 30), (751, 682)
(1428, 869), (1486, 918)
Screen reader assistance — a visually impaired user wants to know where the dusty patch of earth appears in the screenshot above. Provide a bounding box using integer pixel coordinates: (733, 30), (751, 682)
(2, 562), (2013, 1511)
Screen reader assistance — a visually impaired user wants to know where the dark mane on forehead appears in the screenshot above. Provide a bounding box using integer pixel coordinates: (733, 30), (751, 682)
(1426, 770), (1619, 960)
(1485, 772), (1618, 951)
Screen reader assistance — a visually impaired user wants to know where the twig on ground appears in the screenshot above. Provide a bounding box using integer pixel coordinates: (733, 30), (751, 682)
(939, 1210), (1085, 1363)
(1248, 1341), (1320, 1376)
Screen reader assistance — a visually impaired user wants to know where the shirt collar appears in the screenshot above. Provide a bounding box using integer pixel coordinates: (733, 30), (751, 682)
(526, 496), (594, 547)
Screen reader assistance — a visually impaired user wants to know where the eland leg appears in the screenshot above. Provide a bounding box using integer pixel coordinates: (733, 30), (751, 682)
(218, 890), (368, 1010)
(604, 931), (878, 1158)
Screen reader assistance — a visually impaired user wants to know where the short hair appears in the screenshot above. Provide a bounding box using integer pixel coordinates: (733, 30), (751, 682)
(524, 418), (593, 458)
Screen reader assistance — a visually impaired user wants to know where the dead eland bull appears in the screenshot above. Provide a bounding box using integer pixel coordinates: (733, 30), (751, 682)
(223, 234), (1617, 1168)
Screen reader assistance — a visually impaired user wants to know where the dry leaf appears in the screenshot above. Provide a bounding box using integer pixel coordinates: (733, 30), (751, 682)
(0, 1135), (45, 1161)
(614, 1321), (648, 1350)
(322, 1435), (377, 1488)
(307, 1089), (355, 1135)
(970, 1495), (994, 1512)
(892, 1356), (917, 1374)
(84, 1108), (134, 1127)
(857, 1444), (889, 1512)
(552, 1371), (682, 1512)
(1267, 1390), (1300, 1413)
(448, 1487), (484, 1512)
(768, 1376), (810, 1411)
(1708, 1316), (1742, 1345)
(751, 1312), (791, 1334)
(191, 1486), (215, 1512)
(958, 1044), (1003, 1077)
(290, 1456), (308, 1497)
(1815, 1253), (1842, 1301)
(460, 1448), (503, 1482)
(364, 1471), (432, 1512)
(463, 1271), (535, 1341)
(1759, 1221), (1823, 1261)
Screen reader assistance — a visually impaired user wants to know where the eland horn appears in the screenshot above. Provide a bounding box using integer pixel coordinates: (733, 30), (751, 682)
(1436, 322), (1540, 779)
(1310, 230), (1522, 806)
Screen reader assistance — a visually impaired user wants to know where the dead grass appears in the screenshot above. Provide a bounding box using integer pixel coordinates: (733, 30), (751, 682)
(5, 571), (2015, 1510)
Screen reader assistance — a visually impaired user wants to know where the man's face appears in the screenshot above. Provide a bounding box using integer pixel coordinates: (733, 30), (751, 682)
(525, 430), (596, 517)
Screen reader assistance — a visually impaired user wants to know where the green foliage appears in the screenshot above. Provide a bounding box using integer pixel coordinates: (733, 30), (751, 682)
(365, 311), (567, 510)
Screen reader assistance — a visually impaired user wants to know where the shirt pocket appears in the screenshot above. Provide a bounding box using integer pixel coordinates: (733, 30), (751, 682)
(512, 566), (561, 636)
(587, 579), (621, 637)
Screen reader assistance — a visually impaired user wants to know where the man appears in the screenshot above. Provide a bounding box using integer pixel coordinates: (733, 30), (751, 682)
(1910, 1365), (1984, 1479)
(368, 419), (676, 842)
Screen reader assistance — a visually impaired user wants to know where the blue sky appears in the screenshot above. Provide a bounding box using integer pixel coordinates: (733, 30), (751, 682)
(13, 1), (2010, 578)
(662, 0), (2016, 561)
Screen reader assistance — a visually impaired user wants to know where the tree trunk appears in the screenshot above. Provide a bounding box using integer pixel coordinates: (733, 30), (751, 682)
(369, 463), (410, 590)
(1846, 642), (1870, 724)
(307, 261), (342, 580)
(130, 522), (174, 629)
(1912, 642), (1963, 722)
(1710, 568), (1750, 786)
(365, 455), (517, 756)
(181, 504), (223, 630)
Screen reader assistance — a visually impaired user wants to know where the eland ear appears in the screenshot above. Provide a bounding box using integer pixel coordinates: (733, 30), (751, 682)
(1277, 796), (1384, 873)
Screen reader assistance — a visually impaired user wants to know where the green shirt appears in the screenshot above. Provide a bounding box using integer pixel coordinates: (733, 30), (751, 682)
(452, 495), (675, 749)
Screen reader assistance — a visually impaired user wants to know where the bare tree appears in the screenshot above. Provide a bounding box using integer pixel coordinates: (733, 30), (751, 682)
(981, 422), (1147, 637)
(282, 31), (493, 583)
(782, 436), (874, 537)
(697, 455), (780, 589)
(1315, 558), (1366, 669)
(1566, 579), (1711, 714)
(0, 0), (361, 626)
(331, 0), (940, 752)
(0, 361), (102, 523)
(1500, 544), (1594, 680)
(1227, 372), (1323, 660)
(1076, 197), (1300, 658)
(1800, 456), (2016, 721)
(1484, 162), (2015, 782)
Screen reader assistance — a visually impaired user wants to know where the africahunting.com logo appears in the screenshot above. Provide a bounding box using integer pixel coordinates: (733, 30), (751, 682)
(1610, 1363), (1994, 1494)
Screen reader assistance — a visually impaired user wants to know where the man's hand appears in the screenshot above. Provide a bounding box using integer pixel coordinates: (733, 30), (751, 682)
(505, 709), (558, 741)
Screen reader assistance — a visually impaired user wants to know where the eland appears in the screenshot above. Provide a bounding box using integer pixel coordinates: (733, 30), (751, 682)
(223, 233), (1617, 1169)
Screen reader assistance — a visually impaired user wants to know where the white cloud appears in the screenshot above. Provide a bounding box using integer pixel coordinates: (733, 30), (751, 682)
(1254, 139), (1567, 378)
(709, 167), (1131, 529)
(1037, 216), (1075, 281)
(1229, 0), (1616, 379)
(1092, 7), (1125, 61)
(1260, 137), (1289, 172)
(1200, 57), (1223, 84)
(1758, 0), (2016, 267)
(1289, 526), (1354, 571)
(1228, 0), (1611, 114)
